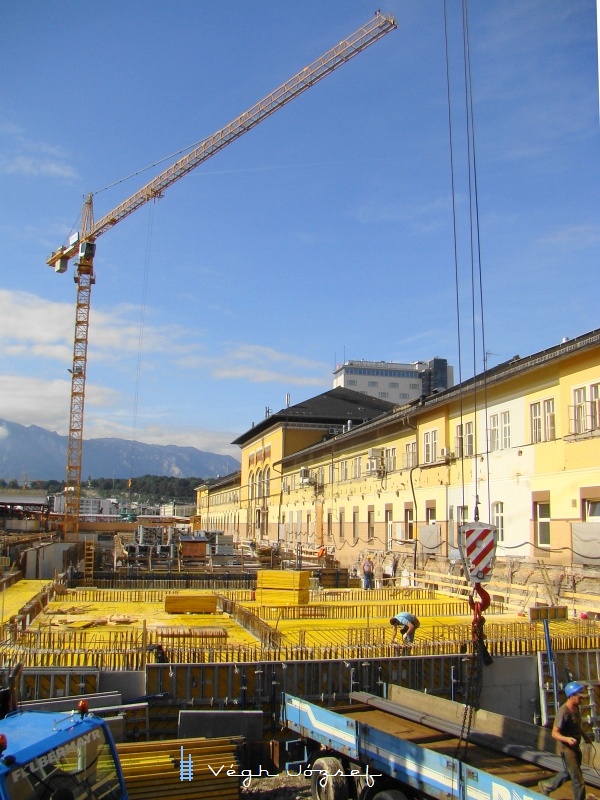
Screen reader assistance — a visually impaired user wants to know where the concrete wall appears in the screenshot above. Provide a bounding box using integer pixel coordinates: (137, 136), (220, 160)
(23, 542), (71, 580)
(478, 655), (540, 723)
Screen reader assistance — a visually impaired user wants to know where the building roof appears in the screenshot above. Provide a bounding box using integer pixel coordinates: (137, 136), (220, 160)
(279, 326), (600, 465)
(232, 387), (395, 446)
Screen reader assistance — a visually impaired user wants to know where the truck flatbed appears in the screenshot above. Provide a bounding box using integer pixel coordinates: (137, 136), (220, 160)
(282, 690), (600, 800)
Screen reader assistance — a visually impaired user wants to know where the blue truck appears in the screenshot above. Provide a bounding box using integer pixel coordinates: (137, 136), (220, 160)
(0, 701), (127, 800)
(281, 689), (600, 800)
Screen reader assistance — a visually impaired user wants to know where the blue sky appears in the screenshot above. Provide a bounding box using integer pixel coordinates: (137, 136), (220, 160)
(0, 1), (598, 464)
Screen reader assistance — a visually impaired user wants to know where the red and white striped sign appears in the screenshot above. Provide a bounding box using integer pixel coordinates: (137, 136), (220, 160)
(458, 522), (498, 583)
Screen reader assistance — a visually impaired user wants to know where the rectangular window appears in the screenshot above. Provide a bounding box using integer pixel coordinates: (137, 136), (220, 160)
(368, 509), (375, 541)
(389, 382), (399, 388)
(536, 501), (551, 546)
(404, 442), (417, 468)
(530, 402), (541, 444)
(378, 391), (389, 398)
(457, 505), (468, 526)
(492, 501), (504, 542)
(426, 505), (436, 523)
(455, 423), (464, 458)
(368, 381), (378, 387)
(352, 457), (361, 479)
(501, 411), (511, 449)
(543, 398), (555, 441)
(352, 510), (359, 543)
(340, 460), (348, 481)
(489, 414), (499, 452)
(586, 500), (600, 519)
(347, 379), (357, 386)
(573, 387), (587, 433)
(328, 463), (335, 484)
(465, 421), (474, 456)
(327, 512), (333, 539)
(385, 447), (396, 472)
(424, 430), (438, 463)
(385, 509), (393, 550)
(592, 383), (600, 430)
(404, 507), (414, 540)
(339, 510), (345, 541)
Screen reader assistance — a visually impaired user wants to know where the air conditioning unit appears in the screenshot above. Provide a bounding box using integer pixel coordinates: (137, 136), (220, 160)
(440, 448), (454, 459)
(299, 467), (312, 486)
(365, 458), (378, 474)
(368, 447), (384, 459)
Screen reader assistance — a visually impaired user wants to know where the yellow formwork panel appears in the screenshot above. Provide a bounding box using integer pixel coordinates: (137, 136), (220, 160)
(255, 588), (309, 606)
(0, 580), (53, 624)
(164, 594), (218, 613)
(4, 581), (599, 669)
(117, 737), (242, 800)
(256, 570), (309, 590)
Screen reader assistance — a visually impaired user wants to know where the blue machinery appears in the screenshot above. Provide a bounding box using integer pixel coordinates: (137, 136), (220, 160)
(281, 690), (600, 800)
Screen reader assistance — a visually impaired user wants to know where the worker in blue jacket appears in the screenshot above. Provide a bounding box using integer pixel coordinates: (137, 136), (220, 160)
(390, 611), (420, 645)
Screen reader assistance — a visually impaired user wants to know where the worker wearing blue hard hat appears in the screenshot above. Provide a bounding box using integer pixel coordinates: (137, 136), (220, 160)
(538, 681), (592, 799)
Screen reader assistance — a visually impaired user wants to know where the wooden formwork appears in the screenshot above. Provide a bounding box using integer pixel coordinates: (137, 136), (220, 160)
(254, 599), (499, 621)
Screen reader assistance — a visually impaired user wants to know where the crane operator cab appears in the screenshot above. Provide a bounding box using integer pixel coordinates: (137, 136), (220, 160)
(0, 701), (127, 800)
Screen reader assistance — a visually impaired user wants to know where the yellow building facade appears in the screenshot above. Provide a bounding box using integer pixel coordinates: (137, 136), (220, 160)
(196, 329), (600, 570)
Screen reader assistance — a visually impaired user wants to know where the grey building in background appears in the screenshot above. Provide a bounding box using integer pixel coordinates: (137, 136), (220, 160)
(333, 357), (453, 404)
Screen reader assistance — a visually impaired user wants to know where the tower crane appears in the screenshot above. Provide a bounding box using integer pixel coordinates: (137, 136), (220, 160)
(46, 12), (397, 541)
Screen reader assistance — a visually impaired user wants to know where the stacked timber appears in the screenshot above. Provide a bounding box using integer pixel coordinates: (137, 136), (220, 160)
(164, 594), (218, 613)
(255, 570), (309, 605)
(258, 547), (281, 568)
(316, 568), (350, 588)
(117, 736), (243, 800)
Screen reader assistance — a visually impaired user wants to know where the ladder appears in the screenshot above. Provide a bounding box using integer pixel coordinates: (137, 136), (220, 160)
(537, 559), (558, 606)
(83, 540), (94, 585)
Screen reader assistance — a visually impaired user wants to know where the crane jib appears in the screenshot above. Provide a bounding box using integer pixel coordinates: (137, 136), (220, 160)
(45, 12), (397, 540)
(89, 13), (396, 242)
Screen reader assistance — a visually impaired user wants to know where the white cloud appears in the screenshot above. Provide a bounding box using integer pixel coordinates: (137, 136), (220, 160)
(0, 374), (121, 436)
(179, 342), (328, 385)
(0, 376), (240, 458)
(538, 224), (600, 248)
(0, 124), (78, 180)
(0, 290), (203, 370)
(351, 195), (455, 231)
(3, 156), (78, 179)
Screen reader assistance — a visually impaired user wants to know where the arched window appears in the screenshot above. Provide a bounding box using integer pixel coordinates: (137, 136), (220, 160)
(256, 469), (263, 499)
(249, 471), (254, 501)
(264, 467), (270, 498)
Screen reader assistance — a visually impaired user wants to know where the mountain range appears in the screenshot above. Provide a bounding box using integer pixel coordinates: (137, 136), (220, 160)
(0, 419), (240, 481)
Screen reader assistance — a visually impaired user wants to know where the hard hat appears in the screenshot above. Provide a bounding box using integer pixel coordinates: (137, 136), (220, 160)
(564, 681), (585, 698)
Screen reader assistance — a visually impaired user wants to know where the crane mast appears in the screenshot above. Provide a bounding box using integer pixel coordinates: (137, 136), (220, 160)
(47, 13), (397, 541)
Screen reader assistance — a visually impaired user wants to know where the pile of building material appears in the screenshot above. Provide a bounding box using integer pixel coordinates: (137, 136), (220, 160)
(164, 594), (218, 614)
(117, 735), (243, 800)
(255, 569), (309, 605)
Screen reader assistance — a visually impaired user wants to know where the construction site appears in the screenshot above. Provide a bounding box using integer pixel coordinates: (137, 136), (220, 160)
(1, 4), (598, 799)
(2, 483), (600, 800)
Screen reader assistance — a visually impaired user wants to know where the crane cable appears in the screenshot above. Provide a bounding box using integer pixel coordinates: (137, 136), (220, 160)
(128, 199), (156, 492)
(443, 0), (493, 764)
